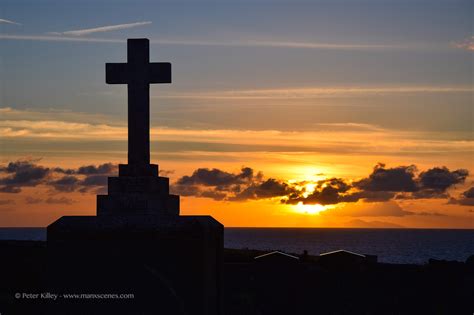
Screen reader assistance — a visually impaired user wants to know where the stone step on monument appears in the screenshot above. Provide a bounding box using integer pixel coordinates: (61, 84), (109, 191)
(107, 174), (170, 195)
(97, 193), (180, 216)
(97, 174), (180, 216)
(118, 163), (159, 177)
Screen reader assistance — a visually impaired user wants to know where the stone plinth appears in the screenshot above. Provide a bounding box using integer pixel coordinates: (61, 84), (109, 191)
(97, 175), (179, 216)
(118, 163), (158, 177)
(47, 215), (223, 315)
(48, 169), (222, 314)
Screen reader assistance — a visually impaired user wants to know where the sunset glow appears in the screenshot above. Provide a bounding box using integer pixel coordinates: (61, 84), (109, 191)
(0, 0), (472, 228)
(293, 202), (329, 215)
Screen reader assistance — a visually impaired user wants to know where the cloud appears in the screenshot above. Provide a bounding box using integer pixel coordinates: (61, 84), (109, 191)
(350, 190), (395, 203)
(0, 160), (50, 193)
(314, 123), (385, 132)
(0, 34), (449, 52)
(463, 187), (474, 198)
(354, 164), (467, 200)
(284, 177), (355, 205)
(45, 197), (75, 205)
(0, 18), (21, 25)
(159, 169), (175, 176)
(414, 211), (446, 217)
(49, 21), (152, 36)
(171, 184), (200, 197)
(26, 194), (76, 205)
(453, 36), (474, 51)
(173, 163), (470, 208)
(448, 187), (474, 206)
(0, 34), (124, 43)
(172, 168), (300, 202)
(401, 190), (449, 200)
(172, 167), (262, 200)
(77, 163), (117, 175)
(52, 163), (116, 176)
(200, 190), (228, 201)
(25, 197), (43, 204)
(176, 167), (255, 187)
(418, 167), (468, 191)
(354, 163), (418, 192)
(0, 118), (126, 140)
(232, 178), (294, 201)
(1, 160), (470, 219)
(0, 199), (15, 206)
(154, 86), (474, 100)
(393, 167), (469, 200)
(49, 175), (81, 192)
(0, 160), (117, 193)
(147, 38), (400, 51)
(81, 175), (108, 186)
(49, 163), (116, 193)
(0, 34), (389, 49)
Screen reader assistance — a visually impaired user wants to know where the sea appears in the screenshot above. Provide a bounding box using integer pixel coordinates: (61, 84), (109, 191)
(1, 227), (473, 265)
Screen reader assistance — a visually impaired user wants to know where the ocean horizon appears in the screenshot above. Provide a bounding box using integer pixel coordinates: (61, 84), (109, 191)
(1, 227), (473, 264)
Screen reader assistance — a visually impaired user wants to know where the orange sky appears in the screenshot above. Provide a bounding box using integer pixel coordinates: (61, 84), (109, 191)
(1, 107), (473, 228)
(1, 1), (473, 228)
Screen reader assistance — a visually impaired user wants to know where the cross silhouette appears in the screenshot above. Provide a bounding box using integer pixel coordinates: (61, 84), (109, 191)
(106, 38), (171, 176)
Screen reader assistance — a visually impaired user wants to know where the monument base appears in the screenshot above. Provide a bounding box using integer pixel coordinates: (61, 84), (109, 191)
(119, 163), (159, 177)
(47, 215), (223, 315)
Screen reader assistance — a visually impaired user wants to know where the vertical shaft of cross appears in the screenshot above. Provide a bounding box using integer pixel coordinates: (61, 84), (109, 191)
(128, 83), (150, 166)
(106, 38), (171, 177)
(127, 39), (150, 166)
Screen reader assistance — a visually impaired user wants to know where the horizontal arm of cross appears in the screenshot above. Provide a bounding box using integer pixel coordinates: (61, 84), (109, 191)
(106, 62), (172, 85)
(106, 63), (128, 84)
(148, 62), (172, 84)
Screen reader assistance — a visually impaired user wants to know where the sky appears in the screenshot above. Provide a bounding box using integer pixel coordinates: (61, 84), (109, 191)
(0, 0), (473, 228)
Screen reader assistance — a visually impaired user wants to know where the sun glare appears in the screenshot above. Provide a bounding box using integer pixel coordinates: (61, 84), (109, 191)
(293, 202), (327, 215)
(286, 173), (333, 215)
(302, 183), (316, 198)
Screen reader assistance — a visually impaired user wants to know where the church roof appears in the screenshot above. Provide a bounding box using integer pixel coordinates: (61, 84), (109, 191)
(254, 251), (300, 260)
(319, 249), (366, 258)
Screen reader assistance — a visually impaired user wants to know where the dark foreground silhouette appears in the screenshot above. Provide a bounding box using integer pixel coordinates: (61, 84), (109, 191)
(1, 241), (473, 315)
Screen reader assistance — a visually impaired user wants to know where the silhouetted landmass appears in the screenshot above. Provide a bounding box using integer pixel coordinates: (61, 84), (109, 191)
(1, 241), (472, 314)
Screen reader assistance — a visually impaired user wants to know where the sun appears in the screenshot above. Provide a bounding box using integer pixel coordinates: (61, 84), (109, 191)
(287, 174), (338, 215)
(302, 183), (316, 198)
(293, 202), (327, 215)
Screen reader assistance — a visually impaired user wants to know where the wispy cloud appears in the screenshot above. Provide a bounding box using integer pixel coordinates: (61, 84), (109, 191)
(154, 86), (474, 100)
(49, 21), (152, 36)
(1, 109), (473, 157)
(0, 33), (421, 51)
(0, 34), (124, 43)
(0, 18), (21, 25)
(453, 36), (474, 51)
(149, 39), (398, 50)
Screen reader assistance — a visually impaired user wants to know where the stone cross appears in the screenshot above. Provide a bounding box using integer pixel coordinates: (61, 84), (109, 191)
(106, 38), (171, 176)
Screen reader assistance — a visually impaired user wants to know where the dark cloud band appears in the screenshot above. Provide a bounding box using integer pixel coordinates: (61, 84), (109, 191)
(0, 160), (471, 210)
